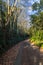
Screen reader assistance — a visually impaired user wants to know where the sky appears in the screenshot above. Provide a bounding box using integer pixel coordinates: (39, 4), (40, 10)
(3, 0), (40, 16)
(3, 0), (40, 22)
(15, 0), (40, 16)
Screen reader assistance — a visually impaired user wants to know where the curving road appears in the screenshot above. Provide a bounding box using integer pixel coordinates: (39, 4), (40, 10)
(14, 40), (42, 65)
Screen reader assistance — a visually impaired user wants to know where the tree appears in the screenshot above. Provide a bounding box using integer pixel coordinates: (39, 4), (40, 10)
(32, 0), (43, 13)
(31, 0), (43, 30)
(0, 0), (8, 54)
(40, 0), (43, 10)
(32, 2), (40, 11)
(29, 0), (43, 43)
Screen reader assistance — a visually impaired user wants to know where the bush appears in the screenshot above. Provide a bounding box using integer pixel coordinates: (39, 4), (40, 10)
(34, 42), (43, 48)
(41, 43), (43, 48)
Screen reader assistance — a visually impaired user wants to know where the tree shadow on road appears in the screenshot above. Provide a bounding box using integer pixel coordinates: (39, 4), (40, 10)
(21, 42), (43, 65)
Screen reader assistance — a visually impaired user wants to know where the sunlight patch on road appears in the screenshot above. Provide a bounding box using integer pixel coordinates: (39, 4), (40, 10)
(39, 62), (42, 65)
(31, 45), (39, 49)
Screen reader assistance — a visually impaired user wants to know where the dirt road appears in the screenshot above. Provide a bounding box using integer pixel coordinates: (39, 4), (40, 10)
(14, 40), (43, 65)
(1, 39), (43, 65)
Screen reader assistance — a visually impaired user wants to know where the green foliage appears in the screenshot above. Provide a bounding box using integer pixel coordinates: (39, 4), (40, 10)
(32, 2), (40, 11)
(32, 0), (43, 12)
(40, 0), (43, 10)
(31, 12), (43, 30)
(41, 44), (43, 48)
(29, 0), (43, 48)
(35, 42), (43, 48)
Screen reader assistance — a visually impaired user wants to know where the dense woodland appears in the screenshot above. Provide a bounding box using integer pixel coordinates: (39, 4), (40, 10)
(0, 0), (43, 56)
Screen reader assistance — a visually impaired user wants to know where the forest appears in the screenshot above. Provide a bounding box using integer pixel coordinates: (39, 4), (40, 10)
(0, 0), (43, 56)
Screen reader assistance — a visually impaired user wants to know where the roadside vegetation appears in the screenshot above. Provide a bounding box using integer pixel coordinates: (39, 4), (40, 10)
(29, 0), (43, 48)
